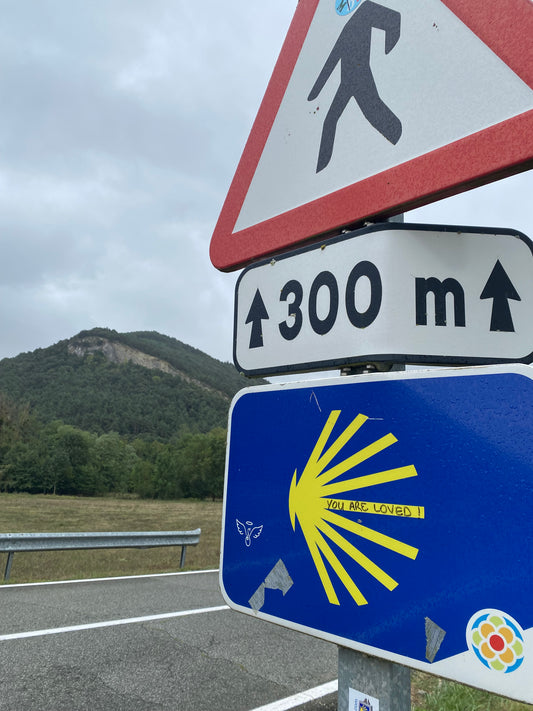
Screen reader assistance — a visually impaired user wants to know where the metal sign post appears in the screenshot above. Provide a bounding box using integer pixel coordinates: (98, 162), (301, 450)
(338, 648), (411, 711)
(338, 312), (410, 711)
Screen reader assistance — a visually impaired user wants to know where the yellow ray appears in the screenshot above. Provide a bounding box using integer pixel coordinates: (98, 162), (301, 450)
(303, 410), (342, 473)
(322, 508), (419, 560)
(313, 526), (368, 606)
(314, 413), (369, 475)
(317, 518), (398, 591)
(317, 433), (398, 486)
(320, 465), (418, 496)
(303, 523), (340, 605)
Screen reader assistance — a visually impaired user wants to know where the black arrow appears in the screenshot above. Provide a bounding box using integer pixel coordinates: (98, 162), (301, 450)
(480, 260), (521, 332)
(245, 289), (269, 349)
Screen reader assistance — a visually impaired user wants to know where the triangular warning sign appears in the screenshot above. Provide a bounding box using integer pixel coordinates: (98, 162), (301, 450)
(211, 0), (533, 271)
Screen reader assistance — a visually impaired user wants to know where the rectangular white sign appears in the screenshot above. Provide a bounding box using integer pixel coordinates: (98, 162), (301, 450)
(233, 223), (533, 376)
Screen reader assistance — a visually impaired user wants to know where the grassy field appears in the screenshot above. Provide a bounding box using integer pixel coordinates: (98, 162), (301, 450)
(0, 493), (221, 583)
(410, 672), (530, 710)
(0, 493), (530, 710)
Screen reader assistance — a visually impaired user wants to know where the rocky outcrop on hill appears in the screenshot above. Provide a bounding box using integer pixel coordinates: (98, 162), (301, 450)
(67, 335), (230, 399)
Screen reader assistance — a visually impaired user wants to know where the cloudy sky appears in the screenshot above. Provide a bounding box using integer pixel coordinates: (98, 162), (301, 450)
(0, 0), (530, 365)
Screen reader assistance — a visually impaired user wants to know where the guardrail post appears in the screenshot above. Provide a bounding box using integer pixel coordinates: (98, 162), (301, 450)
(4, 552), (14, 582)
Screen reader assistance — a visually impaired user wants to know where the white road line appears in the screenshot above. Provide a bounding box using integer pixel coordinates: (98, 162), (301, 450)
(249, 680), (338, 711)
(0, 604), (229, 641)
(0, 568), (219, 589)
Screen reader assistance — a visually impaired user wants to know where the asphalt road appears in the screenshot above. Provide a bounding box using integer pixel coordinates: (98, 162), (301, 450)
(0, 571), (338, 711)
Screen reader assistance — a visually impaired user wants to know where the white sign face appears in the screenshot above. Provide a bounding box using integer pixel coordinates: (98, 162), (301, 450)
(233, 224), (533, 376)
(234, 0), (532, 233)
(211, 0), (533, 271)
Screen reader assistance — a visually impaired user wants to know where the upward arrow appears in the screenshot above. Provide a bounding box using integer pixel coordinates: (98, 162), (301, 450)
(480, 260), (521, 332)
(245, 289), (269, 349)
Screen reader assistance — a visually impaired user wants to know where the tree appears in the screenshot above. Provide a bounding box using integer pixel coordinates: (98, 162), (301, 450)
(92, 432), (138, 494)
(0, 394), (35, 463)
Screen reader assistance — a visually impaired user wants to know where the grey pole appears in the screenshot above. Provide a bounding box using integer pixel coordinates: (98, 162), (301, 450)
(337, 212), (411, 711)
(4, 551), (14, 582)
(338, 648), (411, 711)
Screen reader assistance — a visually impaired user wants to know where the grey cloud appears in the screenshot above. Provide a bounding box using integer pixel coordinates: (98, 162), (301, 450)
(0, 0), (530, 367)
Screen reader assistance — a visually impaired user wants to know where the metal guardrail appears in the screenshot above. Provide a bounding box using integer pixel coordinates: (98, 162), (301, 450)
(0, 529), (201, 582)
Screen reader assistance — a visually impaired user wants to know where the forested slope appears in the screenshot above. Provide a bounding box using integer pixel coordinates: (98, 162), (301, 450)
(0, 328), (262, 438)
(0, 328), (264, 498)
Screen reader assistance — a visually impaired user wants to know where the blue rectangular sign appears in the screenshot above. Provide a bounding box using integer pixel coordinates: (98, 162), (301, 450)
(220, 365), (533, 703)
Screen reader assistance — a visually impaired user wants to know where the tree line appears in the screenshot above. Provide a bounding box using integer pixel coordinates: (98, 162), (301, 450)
(0, 394), (226, 499)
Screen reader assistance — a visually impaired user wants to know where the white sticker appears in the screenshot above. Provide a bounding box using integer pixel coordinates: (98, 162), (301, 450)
(348, 688), (379, 711)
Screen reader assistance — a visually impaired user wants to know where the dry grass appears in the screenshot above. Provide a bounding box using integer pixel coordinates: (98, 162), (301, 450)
(0, 493), (222, 583)
(411, 671), (532, 710)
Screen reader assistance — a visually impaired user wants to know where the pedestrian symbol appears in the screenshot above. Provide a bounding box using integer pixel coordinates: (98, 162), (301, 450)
(309, 0), (402, 171)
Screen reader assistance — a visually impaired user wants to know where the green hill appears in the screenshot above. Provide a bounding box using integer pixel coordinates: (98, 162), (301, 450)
(0, 329), (265, 498)
(0, 327), (263, 440)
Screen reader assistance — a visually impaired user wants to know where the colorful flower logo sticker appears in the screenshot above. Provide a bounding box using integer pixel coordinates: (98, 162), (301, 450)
(467, 609), (525, 673)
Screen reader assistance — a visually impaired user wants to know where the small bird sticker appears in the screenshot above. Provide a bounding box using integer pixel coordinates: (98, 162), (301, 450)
(236, 519), (263, 547)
